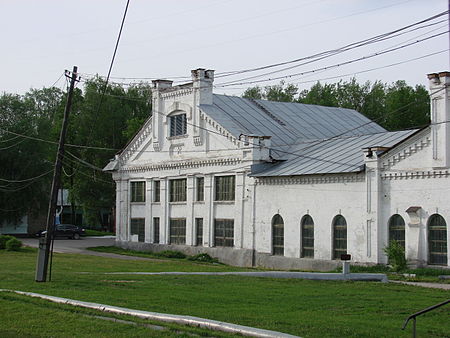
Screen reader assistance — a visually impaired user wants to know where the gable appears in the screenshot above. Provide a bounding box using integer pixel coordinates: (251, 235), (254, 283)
(380, 128), (432, 172)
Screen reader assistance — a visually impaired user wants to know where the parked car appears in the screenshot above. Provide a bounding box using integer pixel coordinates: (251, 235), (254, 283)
(40, 224), (86, 240)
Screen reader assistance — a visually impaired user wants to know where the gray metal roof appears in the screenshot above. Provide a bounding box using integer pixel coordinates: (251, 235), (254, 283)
(200, 95), (386, 158)
(251, 129), (418, 177)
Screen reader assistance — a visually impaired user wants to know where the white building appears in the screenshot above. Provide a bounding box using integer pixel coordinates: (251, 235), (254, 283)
(104, 69), (449, 270)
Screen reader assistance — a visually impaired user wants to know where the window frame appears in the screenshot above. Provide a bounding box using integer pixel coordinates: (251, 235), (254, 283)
(332, 215), (347, 260)
(195, 218), (203, 246)
(169, 178), (187, 202)
(153, 217), (160, 244)
(153, 180), (160, 203)
(169, 113), (187, 137)
(428, 214), (447, 265)
(301, 215), (314, 258)
(214, 219), (234, 247)
(130, 218), (145, 242)
(272, 214), (284, 256)
(388, 214), (405, 249)
(196, 177), (204, 202)
(130, 181), (145, 203)
(169, 218), (186, 245)
(214, 175), (235, 201)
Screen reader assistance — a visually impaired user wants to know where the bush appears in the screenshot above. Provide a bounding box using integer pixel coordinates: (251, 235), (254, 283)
(383, 240), (407, 272)
(5, 237), (22, 251)
(0, 235), (15, 249)
(156, 250), (186, 259)
(188, 253), (219, 263)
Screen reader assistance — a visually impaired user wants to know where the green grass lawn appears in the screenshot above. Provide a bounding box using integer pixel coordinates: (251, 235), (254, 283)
(0, 247), (449, 337)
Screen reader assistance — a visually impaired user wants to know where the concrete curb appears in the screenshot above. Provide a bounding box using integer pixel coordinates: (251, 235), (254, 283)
(105, 271), (389, 282)
(0, 289), (299, 338)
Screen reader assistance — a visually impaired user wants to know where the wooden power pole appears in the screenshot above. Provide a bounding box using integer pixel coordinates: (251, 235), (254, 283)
(36, 66), (78, 282)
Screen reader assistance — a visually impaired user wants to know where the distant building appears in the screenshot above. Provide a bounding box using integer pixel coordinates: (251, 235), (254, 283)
(104, 69), (449, 269)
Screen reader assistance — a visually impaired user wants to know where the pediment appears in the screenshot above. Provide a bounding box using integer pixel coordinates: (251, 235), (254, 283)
(380, 128), (431, 172)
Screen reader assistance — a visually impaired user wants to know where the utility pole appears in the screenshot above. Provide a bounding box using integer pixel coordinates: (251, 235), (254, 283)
(36, 66), (79, 282)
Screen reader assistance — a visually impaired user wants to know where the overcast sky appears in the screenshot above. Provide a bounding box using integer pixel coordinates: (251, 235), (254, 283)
(1, 0), (448, 96)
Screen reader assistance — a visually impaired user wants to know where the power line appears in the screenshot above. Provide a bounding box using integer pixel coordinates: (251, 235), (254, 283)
(214, 10), (448, 80)
(216, 31), (448, 87)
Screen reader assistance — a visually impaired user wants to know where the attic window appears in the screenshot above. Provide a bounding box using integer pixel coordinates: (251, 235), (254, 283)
(169, 113), (187, 137)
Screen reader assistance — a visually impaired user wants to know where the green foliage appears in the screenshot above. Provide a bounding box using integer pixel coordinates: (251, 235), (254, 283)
(84, 229), (115, 236)
(5, 237), (22, 251)
(156, 250), (187, 259)
(383, 240), (407, 272)
(187, 253), (219, 263)
(0, 235), (15, 249)
(244, 78), (430, 131)
(243, 81), (298, 102)
(0, 78), (152, 229)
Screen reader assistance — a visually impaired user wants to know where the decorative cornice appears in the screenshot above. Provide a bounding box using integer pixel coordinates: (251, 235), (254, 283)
(381, 170), (450, 180)
(160, 88), (193, 99)
(256, 173), (365, 185)
(120, 157), (243, 173)
(120, 117), (153, 163)
(381, 133), (430, 171)
(200, 112), (242, 147)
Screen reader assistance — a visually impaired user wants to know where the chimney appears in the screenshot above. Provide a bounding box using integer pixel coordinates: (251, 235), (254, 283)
(151, 79), (173, 91)
(428, 71), (450, 168)
(191, 68), (214, 105)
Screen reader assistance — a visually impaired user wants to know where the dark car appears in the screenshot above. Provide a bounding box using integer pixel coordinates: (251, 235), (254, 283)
(41, 224), (86, 240)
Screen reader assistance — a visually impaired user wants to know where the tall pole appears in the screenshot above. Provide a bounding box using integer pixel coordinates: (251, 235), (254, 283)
(35, 66), (78, 282)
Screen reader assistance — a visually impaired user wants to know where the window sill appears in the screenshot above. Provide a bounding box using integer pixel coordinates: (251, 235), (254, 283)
(130, 202), (146, 205)
(194, 201), (205, 204)
(213, 201), (235, 205)
(169, 202), (187, 205)
(167, 134), (188, 141)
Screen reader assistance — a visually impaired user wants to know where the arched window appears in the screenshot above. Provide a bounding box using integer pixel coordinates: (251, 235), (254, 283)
(332, 215), (347, 260)
(388, 214), (405, 249)
(428, 214), (447, 265)
(301, 215), (314, 258)
(272, 214), (284, 256)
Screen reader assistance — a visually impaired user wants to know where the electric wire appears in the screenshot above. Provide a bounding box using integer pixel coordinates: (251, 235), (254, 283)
(216, 31), (448, 87)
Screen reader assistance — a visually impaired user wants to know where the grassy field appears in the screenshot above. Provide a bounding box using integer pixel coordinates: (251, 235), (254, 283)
(0, 247), (449, 337)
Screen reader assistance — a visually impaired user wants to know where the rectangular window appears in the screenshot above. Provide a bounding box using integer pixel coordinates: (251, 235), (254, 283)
(170, 178), (187, 202)
(214, 219), (234, 247)
(195, 218), (203, 246)
(153, 217), (160, 244)
(169, 218), (186, 245)
(153, 180), (160, 202)
(130, 181), (145, 202)
(214, 176), (235, 201)
(196, 177), (204, 202)
(169, 114), (187, 137)
(130, 218), (145, 242)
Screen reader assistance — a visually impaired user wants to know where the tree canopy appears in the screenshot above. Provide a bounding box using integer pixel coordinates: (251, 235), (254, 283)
(243, 78), (430, 131)
(0, 78), (151, 229)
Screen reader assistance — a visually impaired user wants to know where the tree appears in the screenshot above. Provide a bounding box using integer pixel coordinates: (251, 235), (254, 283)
(244, 78), (430, 131)
(243, 81), (298, 102)
(0, 88), (64, 226)
(66, 78), (152, 228)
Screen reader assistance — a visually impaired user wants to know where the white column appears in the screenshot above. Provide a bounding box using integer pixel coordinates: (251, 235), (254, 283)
(204, 174), (214, 247)
(233, 172), (245, 248)
(145, 178), (153, 243)
(160, 178), (169, 244)
(186, 175), (195, 245)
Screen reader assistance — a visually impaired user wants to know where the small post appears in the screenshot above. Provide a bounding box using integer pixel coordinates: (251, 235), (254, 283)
(412, 317), (416, 338)
(341, 254), (351, 274)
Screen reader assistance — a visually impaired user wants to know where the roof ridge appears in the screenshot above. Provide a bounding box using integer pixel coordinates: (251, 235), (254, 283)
(247, 98), (287, 127)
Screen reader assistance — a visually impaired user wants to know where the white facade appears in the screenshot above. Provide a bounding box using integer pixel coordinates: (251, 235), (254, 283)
(105, 69), (450, 270)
